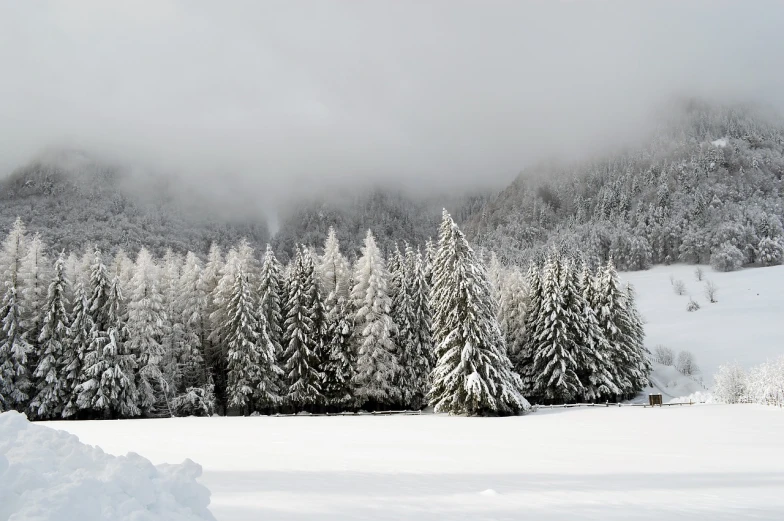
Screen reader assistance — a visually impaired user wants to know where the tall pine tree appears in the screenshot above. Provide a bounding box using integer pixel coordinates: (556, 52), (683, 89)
(429, 211), (529, 416)
(351, 231), (401, 410)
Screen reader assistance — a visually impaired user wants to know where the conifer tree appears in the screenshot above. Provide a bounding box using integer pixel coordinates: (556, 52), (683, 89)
(61, 280), (92, 418)
(177, 252), (208, 391)
(29, 253), (71, 419)
(77, 275), (138, 419)
(160, 250), (185, 394)
(594, 259), (640, 396)
(321, 295), (355, 408)
(516, 263), (543, 395)
(429, 211), (528, 416)
(201, 242), (224, 398)
(0, 218), (31, 411)
(351, 231), (401, 409)
(225, 265), (280, 414)
(318, 234), (355, 408)
(394, 245), (432, 410)
(319, 228), (351, 303)
(530, 253), (583, 402)
(281, 247), (323, 409)
(126, 248), (169, 414)
(258, 245), (285, 396)
(20, 234), (49, 368)
(620, 283), (651, 394)
(497, 267), (528, 367)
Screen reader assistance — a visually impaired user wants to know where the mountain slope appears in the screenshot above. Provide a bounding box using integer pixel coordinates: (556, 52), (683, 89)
(465, 101), (784, 269)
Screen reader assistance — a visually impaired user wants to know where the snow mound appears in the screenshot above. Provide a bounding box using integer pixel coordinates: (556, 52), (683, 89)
(0, 411), (215, 521)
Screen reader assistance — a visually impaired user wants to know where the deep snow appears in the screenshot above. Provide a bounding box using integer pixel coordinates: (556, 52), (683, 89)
(45, 405), (784, 520)
(0, 411), (215, 521)
(622, 264), (784, 382)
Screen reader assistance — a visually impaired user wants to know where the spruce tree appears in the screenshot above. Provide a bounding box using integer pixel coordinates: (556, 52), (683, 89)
(321, 295), (355, 408)
(126, 248), (169, 415)
(258, 244), (285, 398)
(281, 247), (323, 409)
(177, 252), (209, 391)
(225, 265), (280, 414)
(577, 263), (619, 400)
(530, 253), (583, 402)
(594, 259), (638, 397)
(394, 245), (432, 410)
(620, 283), (651, 394)
(61, 280), (92, 418)
(319, 228), (351, 302)
(20, 233), (49, 372)
(351, 231), (401, 410)
(516, 263), (543, 396)
(75, 274), (138, 419)
(497, 267), (528, 369)
(319, 234), (355, 409)
(0, 218), (31, 411)
(29, 253), (71, 419)
(429, 211), (528, 416)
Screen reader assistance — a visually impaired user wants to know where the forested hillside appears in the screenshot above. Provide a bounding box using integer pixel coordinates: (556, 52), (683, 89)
(466, 101), (784, 271)
(0, 151), (270, 257)
(272, 190), (489, 262)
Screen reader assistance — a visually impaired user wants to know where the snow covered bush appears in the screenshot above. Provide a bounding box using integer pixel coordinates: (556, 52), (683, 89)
(713, 363), (748, 404)
(0, 410), (215, 521)
(653, 345), (674, 366)
(746, 356), (784, 406)
(675, 351), (699, 376)
(672, 279), (686, 296)
(710, 242), (744, 272)
(686, 298), (700, 312)
(172, 385), (216, 417)
(704, 280), (718, 303)
(694, 267), (704, 281)
(757, 237), (783, 266)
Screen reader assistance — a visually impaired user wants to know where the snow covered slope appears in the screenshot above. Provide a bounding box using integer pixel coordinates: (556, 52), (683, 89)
(46, 406), (784, 520)
(622, 264), (784, 382)
(1, 412), (215, 521)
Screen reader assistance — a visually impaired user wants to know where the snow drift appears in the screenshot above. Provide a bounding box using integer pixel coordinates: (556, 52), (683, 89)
(0, 411), (215, 521)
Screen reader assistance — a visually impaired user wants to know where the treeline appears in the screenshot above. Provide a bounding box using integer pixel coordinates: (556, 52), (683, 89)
(0, 212), (649, 419)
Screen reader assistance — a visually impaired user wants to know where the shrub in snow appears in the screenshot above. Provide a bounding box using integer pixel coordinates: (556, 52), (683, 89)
(713, 363), (748, 404)
(653, 345), (674, 366)
(686, 298), (701, 312)
(675, 350), (699, 376)
(672, 279), (686, 296)
(710, 242), (744, 272)
(745, 356), (784, 406)
(694, 267), (704, 281)
(704, 280), (718, 303)
(172, 384), (216, 417)
(757, 237), (783, 267)
(0, 410), (215, 521)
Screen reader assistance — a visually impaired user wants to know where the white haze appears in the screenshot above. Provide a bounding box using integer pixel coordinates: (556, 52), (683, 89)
(2, 0), (784, 206)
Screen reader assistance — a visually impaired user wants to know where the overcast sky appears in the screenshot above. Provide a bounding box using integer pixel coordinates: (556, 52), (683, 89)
(2, 0), (784, 203)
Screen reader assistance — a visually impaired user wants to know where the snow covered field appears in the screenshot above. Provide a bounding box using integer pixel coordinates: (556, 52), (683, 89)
(622, 264), (784, 381)
(46, 405), (784, 520)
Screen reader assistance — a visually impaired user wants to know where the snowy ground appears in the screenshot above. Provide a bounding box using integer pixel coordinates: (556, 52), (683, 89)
(45, 405), (784, 520)
(622, 264), (784, 381)
(1, 411), (213, 521)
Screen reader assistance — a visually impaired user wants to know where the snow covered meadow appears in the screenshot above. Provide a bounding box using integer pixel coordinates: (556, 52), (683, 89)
(623, 264), (784, 382)
(43, 404), (784, 521)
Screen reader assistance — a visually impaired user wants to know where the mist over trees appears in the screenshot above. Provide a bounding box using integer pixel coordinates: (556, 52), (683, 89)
(466, 102), (784, 271)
